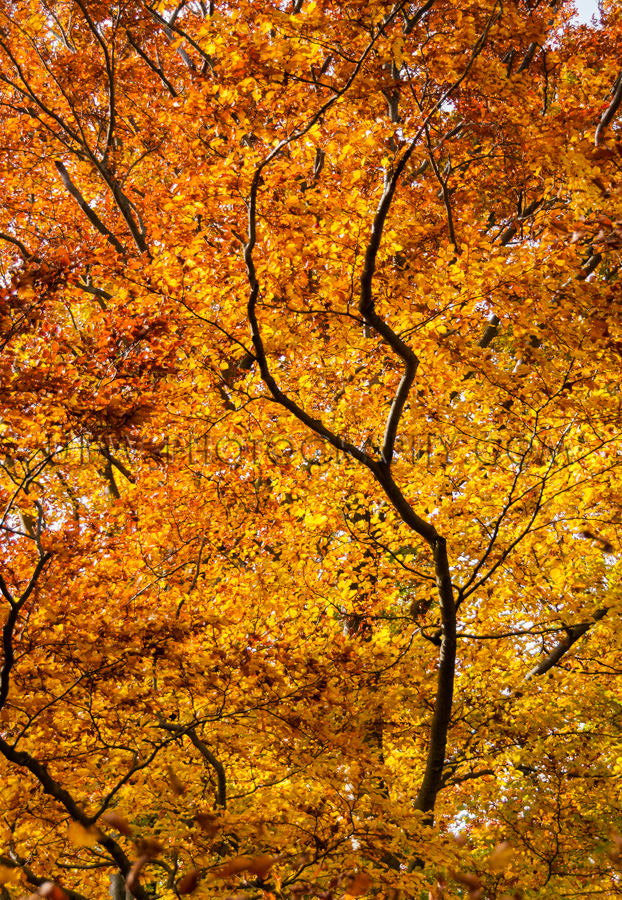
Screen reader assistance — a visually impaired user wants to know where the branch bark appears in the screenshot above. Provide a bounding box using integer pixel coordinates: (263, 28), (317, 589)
(0, 553), (52, 711)
(127, 31), (178, 98)
(0, 737), (146, 898)
(595, 71), (622, 146)
(157, 720), (226, 808)
(524, 607), (609, 679)
(0, 853), (90, 900)
(0, 231), (35, 260)
(413, 537), (456, 812)
(241, 5), (497, 826)
(54, 161), (126, 254)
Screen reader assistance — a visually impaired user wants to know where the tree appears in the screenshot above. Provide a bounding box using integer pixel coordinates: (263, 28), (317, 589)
(0, 0), (621, 897)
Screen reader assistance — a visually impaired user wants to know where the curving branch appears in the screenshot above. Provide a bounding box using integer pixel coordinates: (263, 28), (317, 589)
(595, 71), (622, 147)
(241, 4), (498, 828)
(413, 536), (456, 813)
(187, 728), (227, 809)
(54, 161), (125, 254)
(0, 736), (146, 899)
(0, 231), (35, 260)
(157, 719), (226, 808)
(0, 853), (90, 900)
(0, 547), (148, 897)
(525, 607), (609, 679)
(127, 30), (178, 98)
(0, 552), (52, 711)
(243, 2), (414, 481)
(357, 6), (498, 475)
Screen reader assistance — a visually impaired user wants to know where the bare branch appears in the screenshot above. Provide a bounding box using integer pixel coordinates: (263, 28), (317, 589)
(54, 161), (125, 254)
(127, 31), (178, 98)
(413, 536), (456, 813)
(0, 553), (52, 711)
(595, 71), (622, 146)
(525, 607), (609, 679)
(0, 231), (35, 260)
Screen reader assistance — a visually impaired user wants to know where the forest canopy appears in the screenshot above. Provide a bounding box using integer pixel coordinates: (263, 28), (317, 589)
(0, 0), (622, 898)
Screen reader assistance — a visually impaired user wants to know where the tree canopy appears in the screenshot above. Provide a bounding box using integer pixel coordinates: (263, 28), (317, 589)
(0, 1), (622, 898)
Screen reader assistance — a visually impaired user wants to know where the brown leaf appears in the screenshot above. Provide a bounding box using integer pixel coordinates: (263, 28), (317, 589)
(101, 811), (133, 835)
(125, 838), (163, 892)
(166, 764), (186, 795)
(591, 175), (610, 196)
(487, 840), (514, 871)
(38, 884), (69, 900)
(136, 837), (163, 858)
(195, 811), (220, 836)
(246, 854), (274, 878)
(452, 871), (481, 890)
(217, 857), (254, 878)
(177, 870), (200, 894)
(608, 828), (622, 861)
(126, 855), (149, 894)
(588, 147), (616, 161)
(217, 854), (274, 880)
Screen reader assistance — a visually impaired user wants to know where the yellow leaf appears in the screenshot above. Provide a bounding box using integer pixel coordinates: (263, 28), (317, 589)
(67, 821), (99, 847)
(0, 865), (19, 886)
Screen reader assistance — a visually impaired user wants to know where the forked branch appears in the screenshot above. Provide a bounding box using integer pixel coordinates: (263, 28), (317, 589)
(241, 4), (498, 826)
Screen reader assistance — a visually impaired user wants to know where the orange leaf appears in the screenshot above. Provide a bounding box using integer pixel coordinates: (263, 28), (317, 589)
(345, 872), (372, 897)
(177, 871), (200, 894)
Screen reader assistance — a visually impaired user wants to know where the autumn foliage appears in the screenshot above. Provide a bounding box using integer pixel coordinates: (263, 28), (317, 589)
(1, 0), (622, 898)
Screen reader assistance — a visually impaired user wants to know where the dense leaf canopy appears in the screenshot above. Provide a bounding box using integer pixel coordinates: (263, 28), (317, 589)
(0, 1), (621, 898)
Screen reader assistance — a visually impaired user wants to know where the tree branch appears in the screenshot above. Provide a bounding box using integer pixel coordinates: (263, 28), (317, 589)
(73, 0), (116, 162)
(413, 536), (456, 812)
(595, 71), (622, 146)
(157, 720), (226, 808)
(0, 231), (35, 260)
(0, 552), (52, 711)
(54, 161), (125, 254)
(0, 737), (146, 899)
(0, 853), (90, 900)
(126, 31), (178, 98)
(98, 446), (135, 484)
(524, 607), (609, 679)
(242, 4), (496, 826)
(358, 7), (498, 470)
(187, 728), (227, 809)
